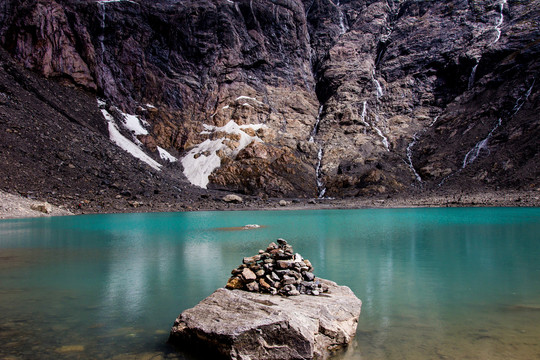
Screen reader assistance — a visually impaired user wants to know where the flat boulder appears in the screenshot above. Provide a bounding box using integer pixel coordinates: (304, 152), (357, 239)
(168, 278), (361, 360)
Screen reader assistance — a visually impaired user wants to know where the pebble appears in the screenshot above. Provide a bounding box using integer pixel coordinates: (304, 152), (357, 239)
(303, 272), (315, 281)
(241, 268), (257, 282)
(246, 282), (259, 292)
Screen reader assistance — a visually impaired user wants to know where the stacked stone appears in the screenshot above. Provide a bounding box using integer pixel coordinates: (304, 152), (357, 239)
(225, 239), (328, 296)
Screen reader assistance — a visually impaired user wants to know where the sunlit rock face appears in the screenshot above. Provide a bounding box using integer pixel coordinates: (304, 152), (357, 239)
(169, 279), (362, 360)
(0, 0), (538, 198)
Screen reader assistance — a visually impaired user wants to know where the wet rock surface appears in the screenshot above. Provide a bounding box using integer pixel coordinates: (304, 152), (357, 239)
(169, 279), (361, 360)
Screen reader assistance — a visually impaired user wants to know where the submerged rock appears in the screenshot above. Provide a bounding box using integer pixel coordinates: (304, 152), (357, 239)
(169, 278), (361, 360)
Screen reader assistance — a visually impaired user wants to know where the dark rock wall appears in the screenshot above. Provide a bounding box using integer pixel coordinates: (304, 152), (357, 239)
(0, 0), (538, 199)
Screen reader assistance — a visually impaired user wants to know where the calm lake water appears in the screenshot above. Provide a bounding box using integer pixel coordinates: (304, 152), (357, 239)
(1, 207), (539, 359)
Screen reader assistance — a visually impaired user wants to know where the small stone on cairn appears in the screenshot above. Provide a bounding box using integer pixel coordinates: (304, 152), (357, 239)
(226, 239), (328, 296)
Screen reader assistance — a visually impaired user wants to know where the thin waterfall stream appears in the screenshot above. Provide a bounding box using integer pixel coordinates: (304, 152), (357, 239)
(308, 106), (327, 198)
(406, 132), (423, 183)
(315, 147), (326, 198)
(308, 106), (323, 143)
(468, 63), (478, 90)
(491, 0), (507, 44)
(439, 79), (535, 186)
(405, 115), (439, 183)
(335, 0), (348, 35)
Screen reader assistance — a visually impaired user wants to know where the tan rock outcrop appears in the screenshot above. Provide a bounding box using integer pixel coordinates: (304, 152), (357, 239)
(169, 279), (361, 360)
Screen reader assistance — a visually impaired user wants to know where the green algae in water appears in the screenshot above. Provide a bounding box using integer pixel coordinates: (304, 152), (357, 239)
(0, 207), (539, 359)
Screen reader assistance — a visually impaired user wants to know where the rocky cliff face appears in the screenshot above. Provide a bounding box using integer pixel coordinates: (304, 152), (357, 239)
(0, 0), (538, 201)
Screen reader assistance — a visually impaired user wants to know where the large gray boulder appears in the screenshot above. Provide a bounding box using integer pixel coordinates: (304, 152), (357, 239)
(169, 279), (361, 360)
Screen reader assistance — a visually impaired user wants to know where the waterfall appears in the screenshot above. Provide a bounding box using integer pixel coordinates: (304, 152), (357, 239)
(360, 101), (369, 132)
(468, 63), (478, 90)
(308, 105), (323, 143)
(406, 132), (422, 183)
(97, 2), (106, 56)
(462, 118), (502, 168)
(338, 11), (347, 35)
(429, 115), (440, 127)
(315, 147), (326, 198)
(373, 115), (390, 151)
(406, 115), (440, 183)
(308, 105), (326, 197)
(372, 70), (384, 99)
(462, 79), (534, 169)
(335, 0), (348, 35)
(441, 79), (534, 185)
(511, 80), (535, 115)
(361, 101), (367, 123)
(305, 0), (315, 15)
(491, 0), (507, 45)
(362, 102), (389, 151)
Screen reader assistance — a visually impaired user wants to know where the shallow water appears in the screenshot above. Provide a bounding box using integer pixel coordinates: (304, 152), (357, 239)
(1, 208), (539, 359)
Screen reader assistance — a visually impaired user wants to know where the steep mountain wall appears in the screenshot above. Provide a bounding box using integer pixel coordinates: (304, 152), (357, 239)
(0, 0), (538, 200)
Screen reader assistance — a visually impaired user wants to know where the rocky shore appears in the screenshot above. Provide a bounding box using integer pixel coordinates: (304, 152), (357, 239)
(0, 190), (72, 219)
(1, 188), (539, 220)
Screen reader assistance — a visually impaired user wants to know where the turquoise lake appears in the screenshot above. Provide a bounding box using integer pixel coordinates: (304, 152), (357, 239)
(1, 207), (540, 359)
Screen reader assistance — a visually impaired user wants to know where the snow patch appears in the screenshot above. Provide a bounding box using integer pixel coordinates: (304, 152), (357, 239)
(121, 112), (148, 136)
(235, 96), (264, 105)
(157, 146), (177, 162)
(102, 109), (162, 171)
(181, 121), (267, 188)
(98, 99), (161, 171)
(181, 139), (224, 189)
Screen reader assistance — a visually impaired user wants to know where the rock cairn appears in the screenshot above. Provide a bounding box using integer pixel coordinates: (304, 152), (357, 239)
(226, 239), (328, 296)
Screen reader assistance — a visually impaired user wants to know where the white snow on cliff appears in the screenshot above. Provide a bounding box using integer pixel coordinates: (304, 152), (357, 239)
(98, 99), (161, 171)
(181, 120), (267, 188)
(121, 112), (148, 136)
(103, 109), (162, 171)
(157, 146), (177, 162)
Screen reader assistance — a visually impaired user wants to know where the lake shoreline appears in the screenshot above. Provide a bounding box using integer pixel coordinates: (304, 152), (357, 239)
(1, 188), (539, 220)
